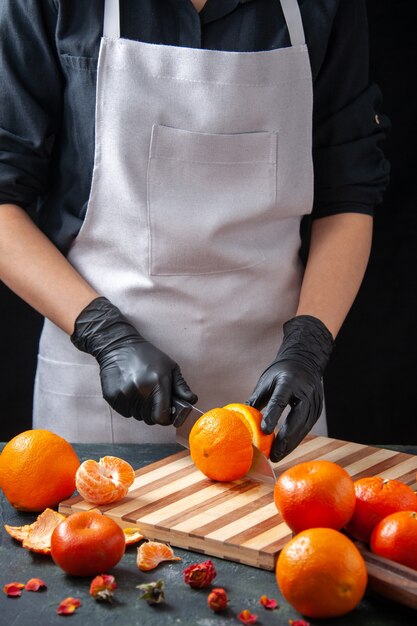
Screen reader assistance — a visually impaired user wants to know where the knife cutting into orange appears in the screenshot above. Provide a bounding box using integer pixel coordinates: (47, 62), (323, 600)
(171, 397), (277, 484)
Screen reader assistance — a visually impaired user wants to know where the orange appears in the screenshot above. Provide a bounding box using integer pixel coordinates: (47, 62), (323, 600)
(50, 510), (126, 576)
(136, 541), (182, 571)
(344, 476), (417, 542)
(0, 429), (80, 512)
(370, 511), (417, 570)
(276, 528), (367, 618)
(223, 403), (274, 457)
(75, 455), (135, 505)
(274, 460), (356, 533)
(189, 408), (253, 481)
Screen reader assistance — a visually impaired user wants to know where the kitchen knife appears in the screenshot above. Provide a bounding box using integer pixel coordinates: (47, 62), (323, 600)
(171, 397), (203, 429)
(172, 398), (277, 483)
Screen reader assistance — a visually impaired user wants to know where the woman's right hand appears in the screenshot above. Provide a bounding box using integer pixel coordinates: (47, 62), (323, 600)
(71, 296), (198, 425)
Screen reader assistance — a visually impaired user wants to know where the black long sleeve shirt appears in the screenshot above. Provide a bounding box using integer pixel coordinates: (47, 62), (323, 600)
(0, 0), (390, 254)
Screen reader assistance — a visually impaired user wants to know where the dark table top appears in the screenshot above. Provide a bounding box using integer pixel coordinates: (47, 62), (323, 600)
(1, 442), (417, 626)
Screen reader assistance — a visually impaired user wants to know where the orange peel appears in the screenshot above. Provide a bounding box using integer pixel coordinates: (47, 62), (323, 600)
(4, 508), (65, 554)
(4, 522), (32, 543)
(123, 527), (145, 545)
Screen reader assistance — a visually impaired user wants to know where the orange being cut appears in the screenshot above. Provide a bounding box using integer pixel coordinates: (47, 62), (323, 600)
(75, 456), (135, 505)
(189, 403), (274, 482)
(189, 408), (254, 482)
(223, 403), (274, 457)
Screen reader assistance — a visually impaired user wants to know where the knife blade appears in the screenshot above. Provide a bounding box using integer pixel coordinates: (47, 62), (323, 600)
(172, 398), (276, 483)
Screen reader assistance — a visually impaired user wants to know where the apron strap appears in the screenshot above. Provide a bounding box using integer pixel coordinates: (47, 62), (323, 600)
(103, 0), (306, 46)
(279, 0), (306, 46)
(103, 0), (120, 38)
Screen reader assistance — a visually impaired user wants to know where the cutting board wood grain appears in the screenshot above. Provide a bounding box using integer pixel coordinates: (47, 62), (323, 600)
(59, 434), (417, 607)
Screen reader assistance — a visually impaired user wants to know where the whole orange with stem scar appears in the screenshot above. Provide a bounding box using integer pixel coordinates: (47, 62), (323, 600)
(50, 510), (126, 576)
(345, 476), (417, 542)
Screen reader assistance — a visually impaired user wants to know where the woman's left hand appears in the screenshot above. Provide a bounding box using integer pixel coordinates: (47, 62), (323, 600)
(247, 315), (334, 462)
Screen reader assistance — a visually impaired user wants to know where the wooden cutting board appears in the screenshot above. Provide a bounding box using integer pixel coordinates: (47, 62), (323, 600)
(59, 434), (417, 607)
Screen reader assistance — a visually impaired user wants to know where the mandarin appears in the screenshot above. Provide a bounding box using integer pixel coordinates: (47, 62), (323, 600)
(370, 511), (417, 570)
(223, 403), (274, 457)
(75, 455), (135, 505)
(274, 460), (356, 533)
(189, 408), (253, 481)
(50, 510), (125, 576)
(345, 476), (417, 542)
(276, 528), (367, 618)
(0, 429), (80, 512)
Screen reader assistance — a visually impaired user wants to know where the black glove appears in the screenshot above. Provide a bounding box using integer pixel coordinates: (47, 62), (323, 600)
(71, 297), (197, 425)
(247, 315), (334, 462)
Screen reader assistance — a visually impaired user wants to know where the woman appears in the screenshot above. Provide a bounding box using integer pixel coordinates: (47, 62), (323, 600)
(0, 0), (389, 460)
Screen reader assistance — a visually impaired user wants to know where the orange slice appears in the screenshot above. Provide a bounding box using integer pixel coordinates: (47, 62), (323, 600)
(5, 508), (65, 554)
(75, 456), (135, 505)
(123, 527), (145, 545)
(136, 541), (182, 571)
(223, 403), (274, 457)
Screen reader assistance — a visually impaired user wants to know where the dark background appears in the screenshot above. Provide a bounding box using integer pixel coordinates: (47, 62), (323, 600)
(324, 0), (417, 444)
(0, 0), (416, 443)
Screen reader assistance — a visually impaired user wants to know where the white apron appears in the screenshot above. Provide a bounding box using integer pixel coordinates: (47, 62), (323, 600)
(33, 0), (327, 442)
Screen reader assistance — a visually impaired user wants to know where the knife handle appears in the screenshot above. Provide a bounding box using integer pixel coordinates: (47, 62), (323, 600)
(171, 398), (193, 428)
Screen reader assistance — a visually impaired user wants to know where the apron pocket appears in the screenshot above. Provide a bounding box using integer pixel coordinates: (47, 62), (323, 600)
(147, 124), (277, 275)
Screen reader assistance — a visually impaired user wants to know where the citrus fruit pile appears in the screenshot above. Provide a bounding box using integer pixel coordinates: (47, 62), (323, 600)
(273, 458), (417, 619)
(345, 475), (417, 542)
(0, 428), (141, 577)
(273, 460), (366, 618)
(189, 403), (273, 482)
(3, 420), (417, 619)
(346, 475), (417, 570)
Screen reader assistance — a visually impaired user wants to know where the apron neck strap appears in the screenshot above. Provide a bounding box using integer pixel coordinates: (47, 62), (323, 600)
(102, 0), (306, 46)
(103, 0), (120, 38)
(279, 0), (306, 46)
